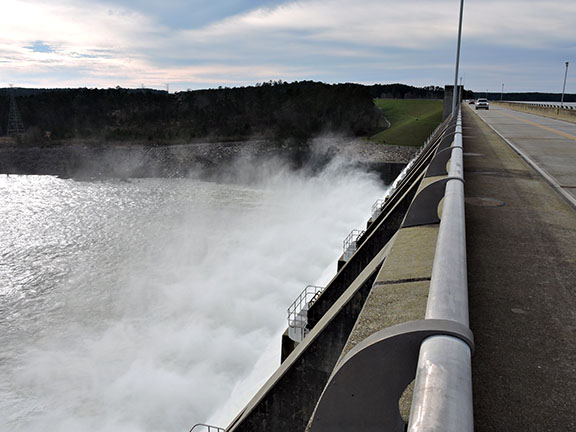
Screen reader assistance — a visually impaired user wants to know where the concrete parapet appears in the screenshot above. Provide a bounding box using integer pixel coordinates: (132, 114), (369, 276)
(339, 225), (438, 359)
(493, 101), (576, 124)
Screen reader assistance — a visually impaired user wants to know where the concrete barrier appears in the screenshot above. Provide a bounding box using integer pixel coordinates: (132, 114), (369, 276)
(493, 101), (576, 124)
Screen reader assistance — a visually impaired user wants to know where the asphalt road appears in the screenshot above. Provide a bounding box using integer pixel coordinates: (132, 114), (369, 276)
(463, 107), (576, 431)
(470, 104), (576, 206)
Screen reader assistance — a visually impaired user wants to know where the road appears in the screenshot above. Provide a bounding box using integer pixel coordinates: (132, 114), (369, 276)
(470, 104), (576, 206)
(462, 106), (576, 431)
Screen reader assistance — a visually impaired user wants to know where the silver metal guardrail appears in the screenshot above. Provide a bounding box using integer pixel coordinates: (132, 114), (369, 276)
(307, 109), (473, 432)
(407, 106), (473, 432)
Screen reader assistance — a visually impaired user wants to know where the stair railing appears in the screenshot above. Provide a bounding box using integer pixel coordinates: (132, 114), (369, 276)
(189, 423), (225, 432)
(287, 285), (324, 342)
(342, 229), (365, 261)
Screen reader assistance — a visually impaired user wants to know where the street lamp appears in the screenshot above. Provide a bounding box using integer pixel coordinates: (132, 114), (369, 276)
(561, 61), (569, 108)
(451, 0), (464, 116)
(501, 83), (504, 101)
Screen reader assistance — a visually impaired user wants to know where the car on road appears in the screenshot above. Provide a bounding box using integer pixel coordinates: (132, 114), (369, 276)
(475, 98), (489, 110)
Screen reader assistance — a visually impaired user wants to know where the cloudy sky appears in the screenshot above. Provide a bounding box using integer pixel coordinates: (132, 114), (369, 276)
(1, 0), (575, 93)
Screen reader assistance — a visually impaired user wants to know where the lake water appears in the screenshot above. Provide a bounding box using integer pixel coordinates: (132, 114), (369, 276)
(0, 157), (387, 432)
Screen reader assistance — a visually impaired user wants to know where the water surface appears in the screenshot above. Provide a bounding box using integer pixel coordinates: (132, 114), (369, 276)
(0, 160), (386, 432)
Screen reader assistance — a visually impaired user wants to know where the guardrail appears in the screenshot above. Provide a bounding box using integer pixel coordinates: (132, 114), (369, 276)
(308, 107), (473, 432)
(504, 101), (575, 109)
(407, 105), (473, 431)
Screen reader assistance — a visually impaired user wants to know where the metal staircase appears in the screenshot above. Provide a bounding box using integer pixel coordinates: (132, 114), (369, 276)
(287, 285), (324, 342)
(189, 423), (225, 432)
(342, 229), (365, 261)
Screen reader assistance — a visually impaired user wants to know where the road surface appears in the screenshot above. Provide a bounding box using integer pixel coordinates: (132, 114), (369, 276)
(470, 104), (576, 206)
(463, 106), (576, 431)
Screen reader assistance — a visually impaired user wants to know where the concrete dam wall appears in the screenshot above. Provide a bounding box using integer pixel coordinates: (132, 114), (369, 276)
(223, 115), (459, 432)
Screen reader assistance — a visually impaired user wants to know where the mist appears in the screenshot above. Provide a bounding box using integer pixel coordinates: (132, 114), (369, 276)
(1, 155), (388, 432)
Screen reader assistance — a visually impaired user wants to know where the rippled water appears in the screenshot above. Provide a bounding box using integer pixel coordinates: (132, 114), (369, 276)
(0, 160), (386, 432)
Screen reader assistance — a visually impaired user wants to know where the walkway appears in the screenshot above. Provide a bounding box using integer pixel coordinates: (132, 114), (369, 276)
(463, 105), (576, 431)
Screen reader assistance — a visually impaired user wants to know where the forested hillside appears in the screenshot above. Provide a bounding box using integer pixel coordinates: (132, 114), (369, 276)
(0, 82), (445, 146)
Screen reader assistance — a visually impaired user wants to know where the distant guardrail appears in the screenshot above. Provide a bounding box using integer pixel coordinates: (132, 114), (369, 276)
(504, 101), (576, 109)
(493, 101), (576, 125)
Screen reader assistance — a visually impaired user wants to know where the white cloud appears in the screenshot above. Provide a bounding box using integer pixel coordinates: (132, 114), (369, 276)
(1, 0), (575, 91)
(465, 0), (576, 49)
(179, 0), (576, 50)
(178, 0), (457, 49)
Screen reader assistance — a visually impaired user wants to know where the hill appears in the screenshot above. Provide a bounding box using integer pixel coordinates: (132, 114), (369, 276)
(370, 99), (444, 146)
(0, 82), (445, 146)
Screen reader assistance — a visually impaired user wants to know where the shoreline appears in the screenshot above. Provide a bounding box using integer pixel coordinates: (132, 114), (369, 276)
(0, 138), (418, 180)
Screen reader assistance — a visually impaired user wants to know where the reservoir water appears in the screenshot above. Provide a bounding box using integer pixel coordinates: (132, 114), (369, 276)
(0, 157), (387, 432)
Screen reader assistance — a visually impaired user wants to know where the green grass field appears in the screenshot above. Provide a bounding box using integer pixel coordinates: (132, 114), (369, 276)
(370, 99), (443, 146)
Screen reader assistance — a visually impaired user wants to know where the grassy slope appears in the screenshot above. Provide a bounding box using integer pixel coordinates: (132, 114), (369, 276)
(370, 99), (443, 146)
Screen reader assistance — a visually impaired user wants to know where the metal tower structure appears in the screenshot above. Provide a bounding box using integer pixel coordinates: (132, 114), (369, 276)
(7, 87), (25, 137)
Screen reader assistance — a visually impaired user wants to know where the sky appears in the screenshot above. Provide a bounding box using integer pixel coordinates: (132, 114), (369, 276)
(1, 0), (575, 93)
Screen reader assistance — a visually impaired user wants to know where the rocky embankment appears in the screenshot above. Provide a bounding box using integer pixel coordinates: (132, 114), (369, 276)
(0, 138), (417, 181)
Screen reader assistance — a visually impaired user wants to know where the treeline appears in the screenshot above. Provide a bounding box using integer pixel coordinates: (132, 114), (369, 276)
(369, 83), (445, 99)
(0, 82), (447, 145)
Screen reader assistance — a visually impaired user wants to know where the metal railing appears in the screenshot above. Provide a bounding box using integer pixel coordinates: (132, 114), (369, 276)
(306, 111), (470, 432)
(407, 106), (473, 432)
(342, 229), (365, 261)
(370, 199), (385, 220)
(189, 423), (225, 432)
(287, 285), (324, 342)
(508, 101), (576, 109)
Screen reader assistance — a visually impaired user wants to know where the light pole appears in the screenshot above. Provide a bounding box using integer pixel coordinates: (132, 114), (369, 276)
(451, 0), (465, 116)
(501, 83), (504, 101)
(561, 61), (569, 108)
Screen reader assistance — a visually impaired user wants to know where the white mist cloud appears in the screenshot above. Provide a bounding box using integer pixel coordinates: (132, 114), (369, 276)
(1, 157), (388, 431)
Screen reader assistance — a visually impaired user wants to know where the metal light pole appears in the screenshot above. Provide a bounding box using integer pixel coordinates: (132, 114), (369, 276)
(561, 61), (569, 108)
(451, 0), (465, 117)
(501, 83), (504, 101)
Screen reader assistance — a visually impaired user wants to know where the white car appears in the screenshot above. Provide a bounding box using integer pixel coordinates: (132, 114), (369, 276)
(475, 98), (489, 110)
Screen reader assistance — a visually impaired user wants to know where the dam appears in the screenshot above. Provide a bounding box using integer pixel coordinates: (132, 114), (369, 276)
(198, 100), (576, 432)
(2, 95), (575, 432)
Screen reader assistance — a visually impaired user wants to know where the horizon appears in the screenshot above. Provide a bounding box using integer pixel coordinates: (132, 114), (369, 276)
(2, 0), (575, 94)
(2, 82), (575, 98)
